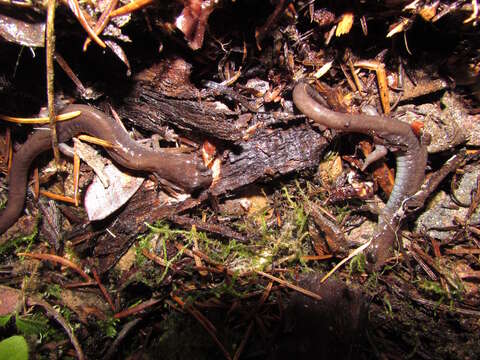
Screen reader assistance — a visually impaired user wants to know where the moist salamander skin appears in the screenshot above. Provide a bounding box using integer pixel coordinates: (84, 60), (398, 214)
(0, 104), (212, 235)
(293, 82), (428, 266)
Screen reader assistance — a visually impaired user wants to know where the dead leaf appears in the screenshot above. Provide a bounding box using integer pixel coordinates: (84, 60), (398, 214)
(84, 164), (145, 221)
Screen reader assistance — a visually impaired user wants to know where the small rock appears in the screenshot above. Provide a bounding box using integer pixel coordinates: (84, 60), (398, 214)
(416, 164), (480, 240)
(397, 91), (468, 153)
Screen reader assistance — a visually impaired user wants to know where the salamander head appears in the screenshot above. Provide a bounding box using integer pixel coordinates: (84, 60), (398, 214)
(155, 153), (212, 193)
(182, 157), (213, 193)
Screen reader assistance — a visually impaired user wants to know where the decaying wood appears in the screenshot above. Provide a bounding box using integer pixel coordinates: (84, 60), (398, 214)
(118, 59), (243, 141)
(210, 124), (326, 195)
(122, 88), (242, 141)
(84, 182), (201, 272)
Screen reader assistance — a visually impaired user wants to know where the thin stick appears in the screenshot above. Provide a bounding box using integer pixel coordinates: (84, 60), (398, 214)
(92, 268), (116, 312)
(46, 0), (60, 165)
(17, 252), (92, 282)
(114, 298), (161, 319)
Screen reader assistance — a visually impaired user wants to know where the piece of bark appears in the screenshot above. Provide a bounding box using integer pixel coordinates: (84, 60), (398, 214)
(211, 124), (326, 195)
(118, 59), (242, 141)
(126, 88), (242, 141)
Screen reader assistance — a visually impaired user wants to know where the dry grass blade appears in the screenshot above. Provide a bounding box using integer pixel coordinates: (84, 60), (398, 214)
(254, 270), (322, 300)
(0, 111), (81, 124)
(77, 134), (115, 148)
(73, 151), (80, 206)
(320, 240), (371, 283)
(39, 190), (77, 204)
(66, 0), (106, 48)
(109, 0), (153, 18)
(83, 0), (119, 51)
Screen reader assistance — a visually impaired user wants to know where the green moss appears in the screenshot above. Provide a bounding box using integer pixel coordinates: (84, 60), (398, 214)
(0, 298), (63, 346)
(15, 313), (49, 337)
(97, 317), (119, 338)
(135, 235), (152, 267)
(383, 294), (394, 318)
(348, 253), (366, 274)
(0, 225), (38, 256)
(334, 204), (352, 225)
(136, 221), (199, 283)
(44, 284), (62, 300)
(419, 280), (446, 297)
(0, 314), (12, 327)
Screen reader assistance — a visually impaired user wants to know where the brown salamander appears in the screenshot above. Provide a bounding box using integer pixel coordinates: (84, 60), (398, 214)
(0, 104), (212, 235)
(293, 82), (428, 266)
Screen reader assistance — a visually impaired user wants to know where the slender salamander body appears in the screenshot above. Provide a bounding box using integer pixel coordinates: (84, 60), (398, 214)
(0, 104), (212, 235)
(293, 82), (428, 266)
